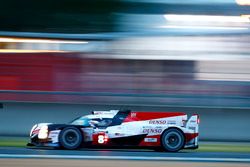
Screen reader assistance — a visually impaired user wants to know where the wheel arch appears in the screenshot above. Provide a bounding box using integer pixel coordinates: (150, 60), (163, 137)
(61, 125), (83, 131)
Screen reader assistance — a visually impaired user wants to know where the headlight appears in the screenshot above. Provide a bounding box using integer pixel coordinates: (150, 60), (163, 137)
(30, 124), (38, 137)
(38, 126), (48, 139)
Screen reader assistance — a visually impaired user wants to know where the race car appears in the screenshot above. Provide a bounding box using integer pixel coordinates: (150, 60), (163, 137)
(27, 110), (199, 152)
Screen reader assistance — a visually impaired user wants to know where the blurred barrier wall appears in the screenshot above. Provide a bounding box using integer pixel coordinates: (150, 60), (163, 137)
(0, 102), (250, 141)
(0, 53), (250, 108)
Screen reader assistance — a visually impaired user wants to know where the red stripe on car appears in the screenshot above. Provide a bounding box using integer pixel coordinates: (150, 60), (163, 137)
(123, 112), (186, 122)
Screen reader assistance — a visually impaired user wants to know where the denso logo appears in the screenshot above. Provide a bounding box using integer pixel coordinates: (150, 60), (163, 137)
(143, 128), (162, 134)
(149, 120), (166, 124)
(50, 131), (59, 135)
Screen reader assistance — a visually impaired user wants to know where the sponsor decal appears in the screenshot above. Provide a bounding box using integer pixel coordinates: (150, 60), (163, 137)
(142, 126), (152, 128)
(144, 138), (157, 142)
(48, 130), (60, 141)
(167, 120), (176, 124)
(149, 120), (166, 124)
(189, 127), (196, 131)
(114, 133), (125, 137)
(143, 128), (162, 134)
(50, 131), (59, 135)
(155, 126), (163, 128)
(131, 112), (137, 118)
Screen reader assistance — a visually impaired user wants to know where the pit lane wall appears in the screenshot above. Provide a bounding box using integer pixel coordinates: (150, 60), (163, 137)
(0, 102), (249, 142)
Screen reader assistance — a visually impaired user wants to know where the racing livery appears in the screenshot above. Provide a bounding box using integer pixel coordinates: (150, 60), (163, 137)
(27, 110), (199, 152)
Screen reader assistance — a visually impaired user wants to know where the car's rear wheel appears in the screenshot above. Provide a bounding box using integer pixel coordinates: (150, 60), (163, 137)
(161, 128), (184, 152)
(59, 127), (82, 150)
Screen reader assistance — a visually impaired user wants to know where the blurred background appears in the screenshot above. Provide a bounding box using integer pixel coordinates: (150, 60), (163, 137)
(0, 0), (250, 142)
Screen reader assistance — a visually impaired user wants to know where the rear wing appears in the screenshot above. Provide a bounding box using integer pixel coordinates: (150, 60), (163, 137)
(186, 114), (199, 148)
(186, 114), (199, 133)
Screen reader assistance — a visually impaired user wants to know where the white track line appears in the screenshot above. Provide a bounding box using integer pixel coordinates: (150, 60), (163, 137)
(0, 154), (250, 163)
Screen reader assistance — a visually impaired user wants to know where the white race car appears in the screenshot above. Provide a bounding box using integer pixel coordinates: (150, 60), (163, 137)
(28, 110), (199, 152)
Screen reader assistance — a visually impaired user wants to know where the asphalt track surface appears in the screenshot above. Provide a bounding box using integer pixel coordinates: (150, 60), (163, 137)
(0, 147), (250, 164)
(1, 159), (250, 167)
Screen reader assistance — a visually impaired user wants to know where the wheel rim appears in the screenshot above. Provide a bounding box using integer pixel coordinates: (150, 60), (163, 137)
(164, 131), (182, 149)
(64, 130), (78, 146)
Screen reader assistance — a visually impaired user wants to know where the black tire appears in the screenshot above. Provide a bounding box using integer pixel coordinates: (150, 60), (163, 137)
(161, 128), (185, 152)
(59, 127), (83, 150)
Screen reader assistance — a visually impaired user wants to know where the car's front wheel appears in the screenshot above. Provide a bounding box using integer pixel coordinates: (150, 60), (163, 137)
(59, 127), (83, 150)
(161, 128), (185, 152)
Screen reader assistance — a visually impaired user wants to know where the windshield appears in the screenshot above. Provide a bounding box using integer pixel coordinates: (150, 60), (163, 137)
(91, 118), (113, 127)
(70, 116), (113, 127)
(70, 116), (91, 126)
